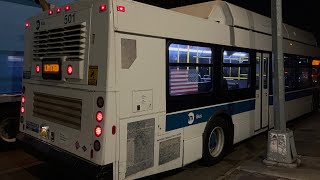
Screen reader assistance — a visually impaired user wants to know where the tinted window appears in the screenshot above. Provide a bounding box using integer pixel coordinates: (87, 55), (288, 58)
(169, 44), (212, 64)
(297, 68), (310, 88)
(284, 68), (296, 89)
(223, 51), (250, 64)
(223, 50), (251, 90)
(168, 43), (213, 96)
(256, 56), (260, 90)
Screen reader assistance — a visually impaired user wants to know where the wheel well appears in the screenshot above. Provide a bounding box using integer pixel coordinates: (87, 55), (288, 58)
(201, 112), (234, 163)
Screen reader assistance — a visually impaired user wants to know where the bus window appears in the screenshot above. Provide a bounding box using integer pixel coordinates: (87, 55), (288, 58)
(312, 60), (320, 86)
(284, 55), (297, 90)
(256, 56), (260, 90)
(223, 51), (250, 64)
(168, 43), (213, 96)
(223, 50), (251, 90)
(312, 67), (320, 85)
(297, 68), (311, 88)
(297, 56), (311, 88)
(284, 68), (296, 89)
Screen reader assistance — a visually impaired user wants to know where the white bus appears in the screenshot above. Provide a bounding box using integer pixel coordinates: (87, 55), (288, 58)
(20, 0), (320, 179)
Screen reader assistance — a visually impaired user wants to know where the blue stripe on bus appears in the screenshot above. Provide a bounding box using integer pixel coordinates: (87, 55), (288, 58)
(167, 89), (313, 131)
(285, 89), (313, 101)
(166, 99), (255, 131)
(269, 89), (313, 105)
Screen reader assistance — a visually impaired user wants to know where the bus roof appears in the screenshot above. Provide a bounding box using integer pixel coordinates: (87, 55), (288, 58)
(171, 1), (317, 46)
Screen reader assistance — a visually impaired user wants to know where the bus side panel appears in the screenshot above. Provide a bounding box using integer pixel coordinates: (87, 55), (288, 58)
(182, 123), (206, 165)
(269, 89), (313, 128)
(113, 0), (231, 47)
(286, 94), (313, 121)
(115, 35), (165, 119)
(232, 110), (255, 144)
(118, 115), (183, 180)
(115, 33), (183, 179)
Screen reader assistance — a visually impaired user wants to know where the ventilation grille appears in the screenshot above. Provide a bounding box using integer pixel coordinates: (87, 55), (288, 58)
(33, 92), (82, 130)
(33, 23), (86, 61)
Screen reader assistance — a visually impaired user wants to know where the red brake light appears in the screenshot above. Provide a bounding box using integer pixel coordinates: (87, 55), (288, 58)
(100, 4), (107, 12)
(21, 106), (25, 113)
(96, 111), (103, 122)
(22, 96), (25, 103)
(48, 9), (53, 15)
(67, 65), (73, 75)
(25, 22), (30, 28)
(65, 5), (71, 11)
(36, 65), (40, 73)
(56, 8), (61, 13)
(95, 126), (102, 137)
(117, 5), (125, 12)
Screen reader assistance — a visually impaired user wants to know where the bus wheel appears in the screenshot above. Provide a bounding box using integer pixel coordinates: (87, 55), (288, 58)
(201, 116), (230, 166)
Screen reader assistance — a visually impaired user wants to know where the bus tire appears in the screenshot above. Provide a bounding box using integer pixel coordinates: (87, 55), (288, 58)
(201, 116), (231, 166)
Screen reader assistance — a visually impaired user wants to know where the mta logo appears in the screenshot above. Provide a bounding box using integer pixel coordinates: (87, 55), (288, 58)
(187, 112), (203, 125)
(188, 112), (195, 124)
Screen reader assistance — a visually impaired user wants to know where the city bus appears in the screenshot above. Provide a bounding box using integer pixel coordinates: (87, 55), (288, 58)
(20, 0), (320, 179)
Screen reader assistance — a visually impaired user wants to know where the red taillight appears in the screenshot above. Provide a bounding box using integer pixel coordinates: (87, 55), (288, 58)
(25, 22), (30, 28)
(56, 8), (61, 13)
(22, 96), (25, 103)
(112, 126), (116, 135)
(97, 97), (104, 108)
(48, 9), (53, 15)
(36, 65), (40, 73)
(96, 111), (103, 122)
(117, 5), (125, 12)
(65, 5), (71, 11)
(95, 126), (102, 137)
(21, 106), (25, 113)
(67, 65), (73, 75)
(100, 4), (107, 12)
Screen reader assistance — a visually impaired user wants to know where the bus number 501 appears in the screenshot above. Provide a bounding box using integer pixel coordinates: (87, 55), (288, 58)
(64, 13), (75, 24)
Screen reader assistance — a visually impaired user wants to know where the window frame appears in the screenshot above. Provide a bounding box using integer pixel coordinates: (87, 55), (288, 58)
(166, 40), (256, 113)
(222, 47), (253, 91)
(296, 56), (312, 89)
(283, 54), (313, 92)
(167, 41), (215, 97)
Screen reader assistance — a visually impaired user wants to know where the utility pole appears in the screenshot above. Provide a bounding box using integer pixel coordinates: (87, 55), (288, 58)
(264, 0), (300, 167)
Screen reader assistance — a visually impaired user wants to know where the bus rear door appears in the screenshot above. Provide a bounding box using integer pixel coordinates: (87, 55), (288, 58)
(255, 52), (270, 131)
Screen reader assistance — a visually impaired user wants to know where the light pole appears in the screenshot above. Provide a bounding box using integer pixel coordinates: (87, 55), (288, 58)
(264, 0), (300, 167)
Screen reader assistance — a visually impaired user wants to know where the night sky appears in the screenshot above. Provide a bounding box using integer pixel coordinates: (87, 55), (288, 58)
(137, 0), (320, 44)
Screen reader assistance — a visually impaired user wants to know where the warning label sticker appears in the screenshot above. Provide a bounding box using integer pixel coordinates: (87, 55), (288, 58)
(88, 66), (98, 86)
(59, 132), (69, 144)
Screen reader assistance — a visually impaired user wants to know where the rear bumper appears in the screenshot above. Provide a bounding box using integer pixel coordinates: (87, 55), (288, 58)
(18, 133), (113, 180)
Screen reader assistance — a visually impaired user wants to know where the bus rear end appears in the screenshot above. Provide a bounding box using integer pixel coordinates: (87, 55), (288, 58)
(20, 0), (116, 175)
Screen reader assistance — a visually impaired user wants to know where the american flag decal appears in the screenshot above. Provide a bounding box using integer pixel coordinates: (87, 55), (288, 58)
(170, 69), (199, 95)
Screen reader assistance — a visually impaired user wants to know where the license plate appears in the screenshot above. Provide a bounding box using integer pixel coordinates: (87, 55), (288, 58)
(43, 64), (60, 73)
